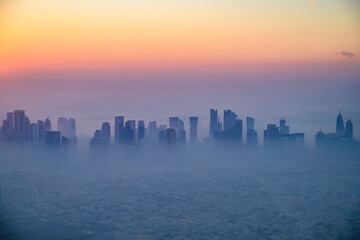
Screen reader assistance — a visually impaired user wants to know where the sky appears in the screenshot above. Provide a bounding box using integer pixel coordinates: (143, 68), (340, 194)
(0, 0), (359, 145)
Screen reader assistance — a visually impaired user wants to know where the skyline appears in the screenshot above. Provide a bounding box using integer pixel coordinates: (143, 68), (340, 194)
(1, 107), (357, 147)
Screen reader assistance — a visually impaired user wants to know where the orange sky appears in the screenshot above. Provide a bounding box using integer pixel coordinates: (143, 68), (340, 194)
(0, 0), (359, 77)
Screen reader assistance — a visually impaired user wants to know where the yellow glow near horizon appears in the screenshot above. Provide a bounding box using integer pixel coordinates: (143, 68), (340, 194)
(0, 0), (359, 75)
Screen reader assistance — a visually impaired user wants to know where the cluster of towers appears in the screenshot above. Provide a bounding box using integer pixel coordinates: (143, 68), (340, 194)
(316, 112), (354, 150)
(89, 115), (199, 153)
(0, 110), (76, 147)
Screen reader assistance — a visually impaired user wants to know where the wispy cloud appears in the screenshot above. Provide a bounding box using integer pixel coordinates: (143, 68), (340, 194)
(335, 51), (355, 58)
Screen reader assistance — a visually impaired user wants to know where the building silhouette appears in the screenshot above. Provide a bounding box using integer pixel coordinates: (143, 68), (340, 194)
(165, 128), (176, 146)
(148, 121), (158, 143)
(346, 119), (353, 140)
(138, 120), (145, 143)
(44, 117), (52, 132)
(209, 109), (219, 138)
(336, 112), (345, 136)
(279, 119), (290, 135)
(101, 122), (111, 147)
(45, 131), (61, 146)
(114, 116), (124, 144)
(246, 117), (258, 147)
(189, 117), (198, 143)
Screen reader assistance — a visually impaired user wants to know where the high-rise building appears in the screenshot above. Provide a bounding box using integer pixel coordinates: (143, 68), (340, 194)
(6, 112), (14, 130)
(148, 121), (158, 143)
(114, 116), (124, 144)
(44, 117), (52, 132)
(246, 117), (255, 130)
(14, 110), (25, 137)
(165, 128), (176, 146)
(189, 116), (198, 143)
(45, 131), (61, 146)
(101, 122), (111, 147)
(246, 117), (258, 146)
(123, 121), (135, 143)
(209, 109), (218, 138)
(38, 120), (45, 140)
(30, 123), (39, 143)
(138, 120), (145, 142)
(57, 117), (76, 140)
(336, 113), (345, 136)
(158, 124), (167, 144)
(264, 124), (279, 147)
(169, 117), (179, 130)
(346, 119), (353, 140)
(89, 130), (102, 159)
(223, 110), (237, 131)
(279, 119), (290, 135)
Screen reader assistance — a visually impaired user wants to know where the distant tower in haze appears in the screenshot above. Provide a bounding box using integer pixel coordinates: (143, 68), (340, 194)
(246, 117), (258, 146)
(169, 117), (179, 130)
(336, 112), (345, 136)
(279, 119), (290, 135)
(44, 117), (52, 132)
(209, 109), (218, 138)
(101, 122), (111, 147)
(114, 116), (124, 144)
(123, 120), (135, 143)
(45, 131), (61, 147)
(14, 110), (25, 137)
(346, 119), (353, 140)
(223, 110), (237, 131)
(148, 121), (158, 143)
(165, 128), (176, 146)
(189, 117), (198, 143)
(138, 120), (145, 142)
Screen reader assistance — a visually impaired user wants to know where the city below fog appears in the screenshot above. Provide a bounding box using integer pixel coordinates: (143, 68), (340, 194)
(0, 108), (359, 240)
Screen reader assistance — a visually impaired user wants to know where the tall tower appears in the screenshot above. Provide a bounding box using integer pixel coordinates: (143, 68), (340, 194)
(346, 119), (353, 140)
(223, 110), (237, 131)
(336, 113), (345, 136)
(169, 117), (179, 130)
(209, 109), (218, 138)
(14, 110), (25, 137)
(101, 122), (111, 147)
(138, 120), (145, 142)
(189, 116), (198, 143)
(279, 119), (290, 135)
(114, 116), (124, 144)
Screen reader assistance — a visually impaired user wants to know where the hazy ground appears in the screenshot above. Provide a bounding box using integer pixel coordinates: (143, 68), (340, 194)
(0, 148), (360, 240)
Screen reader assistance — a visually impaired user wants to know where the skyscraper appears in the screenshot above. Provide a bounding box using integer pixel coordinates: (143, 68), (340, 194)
(101, 122), (111, 147)
(346, 119), (353, 140)
(123, 120), (135, 143)
(279, 119), (290, 135)
(45, 131), (61, 146)
(246, 117), (258, 146)
(189, 116), (198, 143)
(223, 110), (237, 131)
(37, 120), (45, 140)
(44, 117), (52, 132)
(148, 121), (158, 143)
(246, 117), (255, 130)
(264, 124), (279, 147)
(165, 128), (176, 146)
(6, 112), (14, 130)
(114, 116), (124, 144)
(209, 109), (218, 138)
(336, 113), (345, 136)
(177, 119), (186, 144)
(57, 117), (76, 141)
(138, 120), (145, 142)
(30, 123), (39, 143)
(14, 110), (25, 137)
(169, 117), (179, 130)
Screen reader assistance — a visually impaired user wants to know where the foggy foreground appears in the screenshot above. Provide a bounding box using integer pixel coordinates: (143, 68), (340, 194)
(0, 145), (360, 240)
